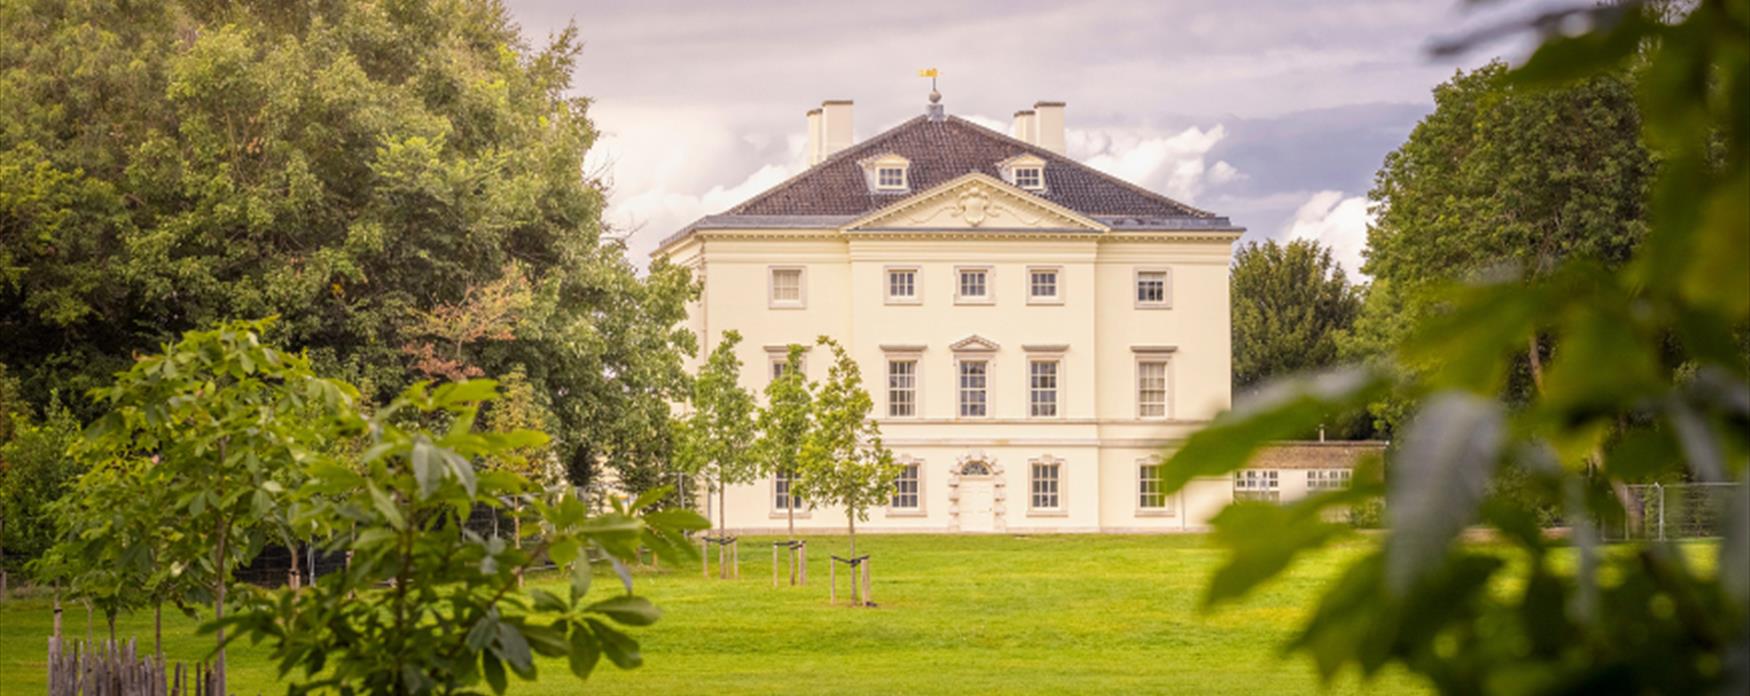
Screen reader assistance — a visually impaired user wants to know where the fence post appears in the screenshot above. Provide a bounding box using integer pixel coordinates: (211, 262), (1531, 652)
(1654, 482), (1665, 541)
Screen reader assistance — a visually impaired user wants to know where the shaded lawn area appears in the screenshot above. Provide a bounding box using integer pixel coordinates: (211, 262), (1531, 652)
(1, 534), (1430, 694)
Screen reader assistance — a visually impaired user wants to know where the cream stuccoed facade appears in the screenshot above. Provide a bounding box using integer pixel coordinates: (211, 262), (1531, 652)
(655, 96), (1247, 533)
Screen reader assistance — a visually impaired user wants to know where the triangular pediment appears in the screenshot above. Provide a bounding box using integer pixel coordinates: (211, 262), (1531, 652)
(949, 335), (1001, 352)
(843, 172), (1109, 232)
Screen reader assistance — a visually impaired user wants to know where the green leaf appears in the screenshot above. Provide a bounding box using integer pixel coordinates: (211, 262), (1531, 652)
(434, 379), (500, 407)
(585, 618), (643, 669)
(530, 588), (568, 614)
(495, 621), (535, 677)
(570, 556), (593, 602)
(549, 537), (581, 566)
(587, 595), (661, 627)
(1384, 392), (1504, 595)
(368, 483), (405, 531)
(411, 437), (439, 500)
(1508, 5), (1653, 88)
(481, 652), (507, 695)
(1161, 367), (1386, 493)
(643, 508), (710, 532)
(567, 624), (602, 679)
(1202, 485), (1377, 608)
(465, 614), (496, 652)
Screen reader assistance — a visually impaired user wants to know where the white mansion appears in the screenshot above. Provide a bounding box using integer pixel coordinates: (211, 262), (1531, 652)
(656, 96), (1342, 533)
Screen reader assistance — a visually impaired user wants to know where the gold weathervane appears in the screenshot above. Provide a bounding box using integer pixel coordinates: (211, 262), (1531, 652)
(919, 68), (940, 104)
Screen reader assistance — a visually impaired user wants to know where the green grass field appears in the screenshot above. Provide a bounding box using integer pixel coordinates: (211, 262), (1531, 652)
(1, 534), (1430, 694)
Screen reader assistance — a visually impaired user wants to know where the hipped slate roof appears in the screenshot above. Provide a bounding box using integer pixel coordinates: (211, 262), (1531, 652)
(659, 114), (1238, 250)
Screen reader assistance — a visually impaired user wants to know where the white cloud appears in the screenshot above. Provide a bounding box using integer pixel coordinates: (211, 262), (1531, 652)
(1070, 125), (1240, 204)
(1285, 190), (1373, 280)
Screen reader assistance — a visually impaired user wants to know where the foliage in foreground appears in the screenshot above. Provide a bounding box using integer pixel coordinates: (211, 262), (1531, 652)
(1164, 2), (1748, 694)
(35, 320), (706, 694)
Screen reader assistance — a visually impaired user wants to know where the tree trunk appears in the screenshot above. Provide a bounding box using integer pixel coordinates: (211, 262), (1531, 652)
(107, 608), (116, 644)
(289, 541), (302, 590)
(847, 516), (858, 605)
(52, 588), (62, 639)
(786, 470), (797, 586)
(214, 516), (229, 696)
(155, 602), (163, 663)
(514, 499), (525, 589)
(718, 476), (728, 579)
(214, 438), (230, 696)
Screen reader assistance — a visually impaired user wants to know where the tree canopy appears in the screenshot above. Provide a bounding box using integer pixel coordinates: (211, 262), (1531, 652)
(0, 0), (695, 490)
(1230, 239), (1363, 391)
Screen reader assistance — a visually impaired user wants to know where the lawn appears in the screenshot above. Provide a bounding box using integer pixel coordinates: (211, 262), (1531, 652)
(0, 534), (1430, 694)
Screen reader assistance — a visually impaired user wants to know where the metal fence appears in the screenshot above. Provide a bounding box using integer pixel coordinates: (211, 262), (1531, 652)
(1607, 482), (1743, 541)
(234, 499), (537, 588)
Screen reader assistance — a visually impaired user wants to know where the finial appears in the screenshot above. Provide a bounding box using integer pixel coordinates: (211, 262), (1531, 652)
(919, 67), (945, 121)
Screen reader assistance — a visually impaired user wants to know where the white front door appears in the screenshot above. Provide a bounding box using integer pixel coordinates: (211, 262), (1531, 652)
(958, 479), (995, 532)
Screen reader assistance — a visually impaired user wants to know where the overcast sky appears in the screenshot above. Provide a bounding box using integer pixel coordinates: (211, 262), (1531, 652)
(501, 0), (1541, 278)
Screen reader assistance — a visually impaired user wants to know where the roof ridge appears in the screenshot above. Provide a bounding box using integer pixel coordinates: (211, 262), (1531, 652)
(726, 114), (931, 215)
(941, 116), (1218, 219)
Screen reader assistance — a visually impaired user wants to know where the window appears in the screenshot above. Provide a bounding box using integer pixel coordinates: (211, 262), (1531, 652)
(1234, 470), (1280, 502)
(1138, 462), (1170, 510)
(770, 351), (805, 383)
(774, 471), (802, 510)
(956, 268), (990, 302)
(1013, 166), (1043, 190)
(1135, 269), (1169, 307)
(1028, 267), (1060, 303)
(891, 462), (920, 509)
(1029, 360), (1059, 417)
(888, 359), (917, 417)
(886, 268), (918, 303)
(1137, 360), (1169, 418)
(770, 267), (804, 307)
(876, 166), (906, 190)
(1030, 461), (1061, 509)
(1308, 469), (1352, 491)
(958, 360), (988, 417)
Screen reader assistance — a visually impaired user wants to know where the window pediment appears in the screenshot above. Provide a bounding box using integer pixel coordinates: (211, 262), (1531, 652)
(950, 335), (1000, 353)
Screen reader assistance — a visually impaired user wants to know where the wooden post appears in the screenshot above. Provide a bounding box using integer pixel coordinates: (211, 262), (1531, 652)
(772, 543), (779, 588)
(732, 540), (739, 579)
(829, 558), (836, 605)
(863, 557), (872, 607)
(700, 537), (709, 579)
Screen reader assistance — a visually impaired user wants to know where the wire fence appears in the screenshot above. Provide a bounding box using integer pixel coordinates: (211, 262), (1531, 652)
(1604, 482), (1743, 542)
(233, 499), (552, 588)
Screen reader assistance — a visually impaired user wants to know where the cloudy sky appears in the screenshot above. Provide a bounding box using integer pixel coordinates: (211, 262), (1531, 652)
(502, 0), (1540, 278)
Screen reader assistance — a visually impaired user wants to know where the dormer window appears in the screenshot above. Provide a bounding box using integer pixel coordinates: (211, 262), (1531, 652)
(999, 154), (1048, 191)
(860, 153), (911, 193)
(877, 166), (906, 190)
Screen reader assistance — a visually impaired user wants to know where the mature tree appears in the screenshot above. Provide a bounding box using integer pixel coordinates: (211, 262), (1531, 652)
(797, 337), (896, 561)
(677, 331), (759, 548)
(757, 345), (813, 542)
(0, 0), (696, 491)
(1231, 239), (1363, 390)
(1161, 1), (1747, 692)
(1355, 60), (1653, 422)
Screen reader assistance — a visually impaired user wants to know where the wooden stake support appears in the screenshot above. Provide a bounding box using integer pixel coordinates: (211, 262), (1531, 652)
(829, 554), (873, 607)
(700, 535), (739, 579)
(771, 540), (806, 587)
